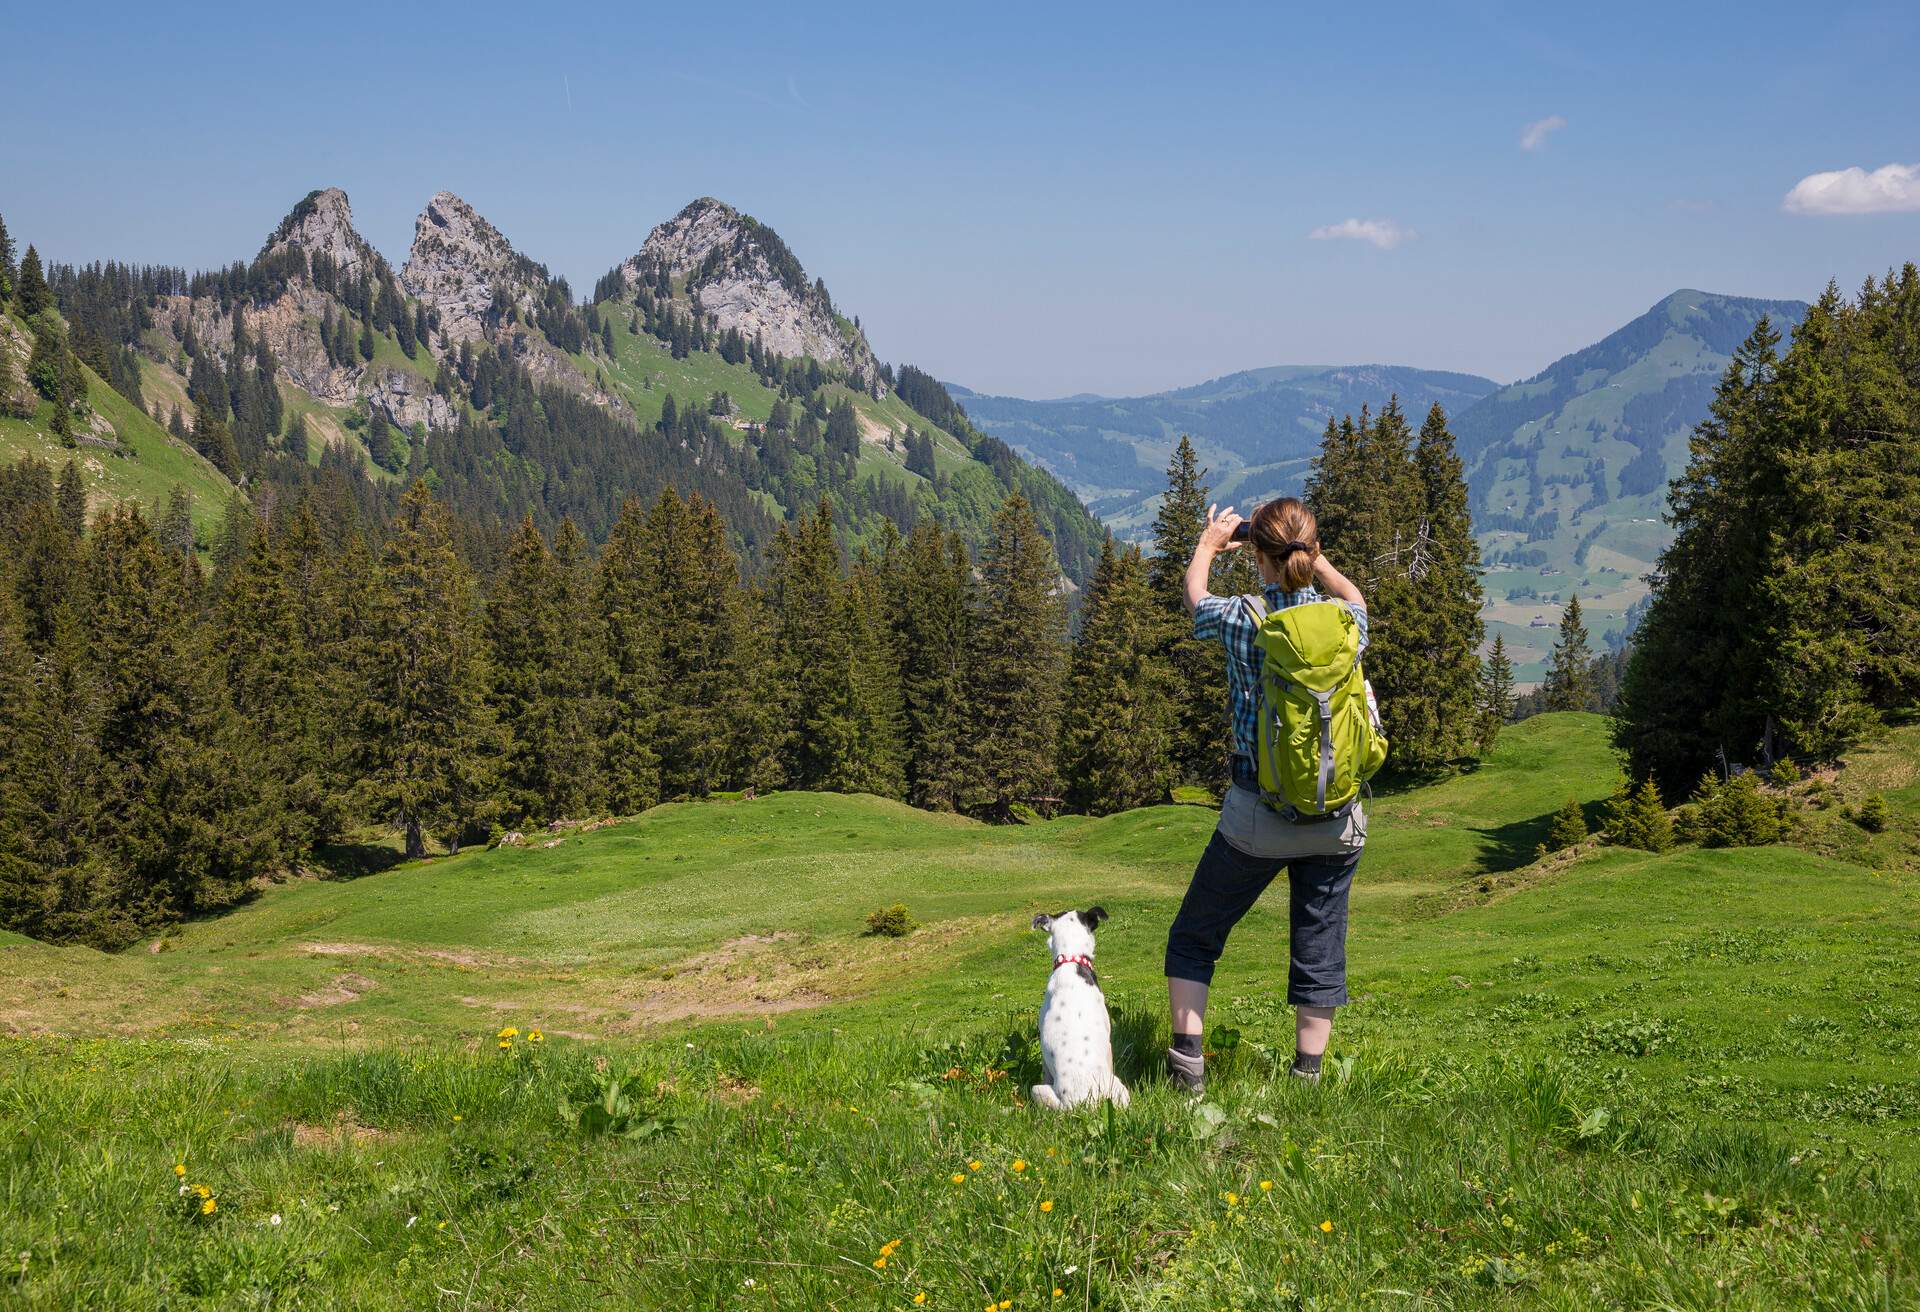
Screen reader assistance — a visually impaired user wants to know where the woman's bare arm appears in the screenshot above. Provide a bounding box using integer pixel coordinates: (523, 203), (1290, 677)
(1184, 504), (1244, 614)
(1313, 554), (1366, 609)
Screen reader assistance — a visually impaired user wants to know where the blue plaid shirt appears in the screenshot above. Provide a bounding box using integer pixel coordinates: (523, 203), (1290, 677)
(1192, 585), (1370, 766)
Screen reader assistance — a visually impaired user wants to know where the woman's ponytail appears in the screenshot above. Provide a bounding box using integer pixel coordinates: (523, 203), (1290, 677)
(1249, 498), (1319, 592)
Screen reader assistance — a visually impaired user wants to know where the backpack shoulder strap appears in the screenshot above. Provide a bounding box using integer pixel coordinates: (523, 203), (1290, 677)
(1242, 592), (1269, 624)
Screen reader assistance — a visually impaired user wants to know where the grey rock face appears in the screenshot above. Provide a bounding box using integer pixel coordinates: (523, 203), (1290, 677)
(401, 191), (542, 347)
(401, 191), (614, 406)
(261, 187), (377, 279)
(618, 198), (881, 383)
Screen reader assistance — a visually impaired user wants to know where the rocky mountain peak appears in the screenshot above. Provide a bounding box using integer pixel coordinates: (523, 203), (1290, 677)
(618, 198), (878, 377)
(262, 187), (377, 278)
(402, 191), (550, 345)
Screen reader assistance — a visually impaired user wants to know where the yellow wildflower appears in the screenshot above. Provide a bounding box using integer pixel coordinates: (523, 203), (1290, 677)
(1011, 1159), (1027, 1172)
(951, 1173), (967, 1185)
(968, 1160), (982, 1171)
(914, 1296), (926, 1307)
(1045, 1146), (1057, 1157)
(497, 1026), (518, 1039)
(1320, 1219), (1334, 1233)
(1000, 1301), (1012, 1310)
(1225, 1191), (1239, 1206)
(527, 1029), (544, 1044)
(452, 1114), (462, 1122)
(201, 1197), (216, 1216)
(874, 1256), (887, 1269)
(1260, 1179), (1273, 1191)
(174, 1162), (186, 1177)
(1040, 1199), (1054, 1213)
(1053, 1289), (1064, 1299)
(193, 1184), (211, 1199)
(498, 1039), (512, 1050)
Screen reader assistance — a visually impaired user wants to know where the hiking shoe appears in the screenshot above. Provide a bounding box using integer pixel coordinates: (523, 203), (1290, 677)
(1166, 1047), (1205, 1097)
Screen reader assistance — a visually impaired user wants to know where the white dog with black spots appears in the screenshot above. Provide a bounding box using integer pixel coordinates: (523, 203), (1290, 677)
(1029, 907), (1130, 1110)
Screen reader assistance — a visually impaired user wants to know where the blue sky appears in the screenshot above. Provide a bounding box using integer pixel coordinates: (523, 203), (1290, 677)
(6, 0), (1917, 395)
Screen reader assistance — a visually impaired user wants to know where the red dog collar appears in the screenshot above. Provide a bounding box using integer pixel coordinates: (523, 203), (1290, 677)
(1054, 954), (1094, 970)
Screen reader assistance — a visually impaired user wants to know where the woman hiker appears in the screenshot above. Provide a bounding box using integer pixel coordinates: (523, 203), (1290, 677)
(1164, 497), (1372, 1096)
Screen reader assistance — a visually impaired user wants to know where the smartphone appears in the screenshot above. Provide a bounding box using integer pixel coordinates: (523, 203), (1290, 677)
(1229, 522), (1250, 543)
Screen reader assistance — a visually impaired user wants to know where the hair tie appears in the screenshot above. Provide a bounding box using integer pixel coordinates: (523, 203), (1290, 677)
(1282, 539), (1310, 554)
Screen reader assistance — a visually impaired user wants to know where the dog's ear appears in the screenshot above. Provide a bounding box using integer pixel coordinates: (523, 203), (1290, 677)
(1031, 913), (1054, 931)
(1081, 906), (1109, 928)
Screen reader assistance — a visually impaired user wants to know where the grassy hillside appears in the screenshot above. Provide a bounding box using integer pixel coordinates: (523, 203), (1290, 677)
(1457, 290), (1809, 679)
(4, 714), (1916, 1306)
(1, 311), (236, 541)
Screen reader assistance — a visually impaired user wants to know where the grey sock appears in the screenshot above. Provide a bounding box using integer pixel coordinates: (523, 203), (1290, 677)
(1172, 1032), (1203, 1058)
(1292, 1050), (1323, 1076)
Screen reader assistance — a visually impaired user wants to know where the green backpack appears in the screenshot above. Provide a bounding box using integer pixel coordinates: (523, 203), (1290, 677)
(1248, 596), (1388, 820)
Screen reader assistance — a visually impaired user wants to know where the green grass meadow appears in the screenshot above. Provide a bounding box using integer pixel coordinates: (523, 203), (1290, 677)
(3, 714), (1917, 1307)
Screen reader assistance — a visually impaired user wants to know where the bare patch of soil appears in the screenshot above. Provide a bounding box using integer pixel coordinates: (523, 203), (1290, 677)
(297, 972), (376, 1008)
(290, 1117), (398, 1150)
(302, 942), (526, 969)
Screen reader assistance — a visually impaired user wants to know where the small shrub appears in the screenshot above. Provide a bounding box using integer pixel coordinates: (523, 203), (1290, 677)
(1856, 793), (1888, 833)
(1768, 759), (1802, 787)
(1545, 797), (1588, 852)
(1605, 777), (1673, 853)
(863, 903), (917, 937)
(1691, 772), (1781, 848)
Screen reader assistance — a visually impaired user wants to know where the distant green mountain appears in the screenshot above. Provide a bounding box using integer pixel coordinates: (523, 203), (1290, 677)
(1456, 289), (1807, 680)
(951, 364), (1497, 535)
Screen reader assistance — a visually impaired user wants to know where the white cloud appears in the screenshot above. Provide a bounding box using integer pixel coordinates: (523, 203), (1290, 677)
(1520, 115), (1566, 152)
(1782, 162), (1920, 215)
(1307, 217), (1413, 250)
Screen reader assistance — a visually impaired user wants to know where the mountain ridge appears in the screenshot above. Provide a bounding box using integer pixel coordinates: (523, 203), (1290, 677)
(23, 186), (1108, 577)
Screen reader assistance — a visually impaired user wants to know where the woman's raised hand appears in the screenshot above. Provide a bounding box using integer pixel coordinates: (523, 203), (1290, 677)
(1200, 503), (1244, 552)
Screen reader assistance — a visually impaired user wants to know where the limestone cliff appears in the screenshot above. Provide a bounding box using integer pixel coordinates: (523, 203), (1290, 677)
(616, 198), (881, 387)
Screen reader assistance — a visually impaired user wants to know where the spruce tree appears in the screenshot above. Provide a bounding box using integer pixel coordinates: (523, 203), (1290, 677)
(286, 413), (311, 464)
(85, 506), (274, 935)
(487, 516), (608, 826)
(544, 517), (610, 818)
(964, 493), (1066, 817)
(1149, 436), (1228, 786)
(357, 482), (499, 857)
(891, 520), (972, 810)
(11, 604), (103, 939)
(596, 496), (663, 813)
(1605, 776), (1673, 852)
(1542, 594), (1593, 712)
(1476, 634), (1516, 750)
(1612, 318), (1774, 791)
(15, 245), (50, 317)
(55, 461), (86, 538)
(636, 488), (753, 797)
(769, 498), (860, 791)
(843, 548), (907, 798)
(488, 514), (559, 824)
(1059, 537), (1176, 814)
(218, 514), (338, 856)
(0, 584), (50, 934)
(0, 213), (14, 304)
(1544, 797), (1588, 851)
(1390, 404), (1485, 767)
